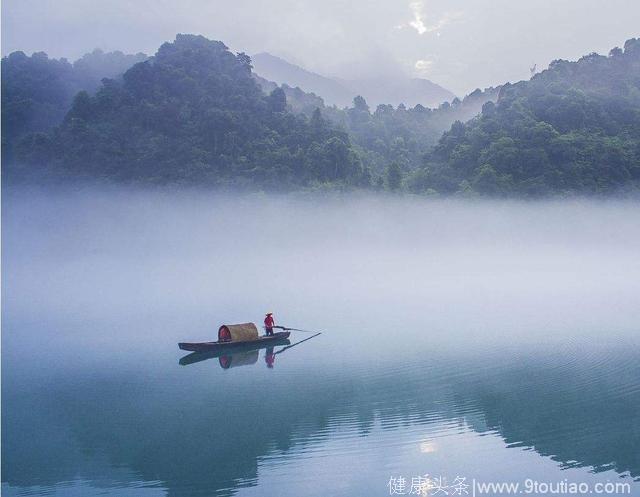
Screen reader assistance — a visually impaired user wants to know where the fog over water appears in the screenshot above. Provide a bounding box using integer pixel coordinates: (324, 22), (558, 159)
(4, 188), (640, 343)
(2, 188), (640, 496)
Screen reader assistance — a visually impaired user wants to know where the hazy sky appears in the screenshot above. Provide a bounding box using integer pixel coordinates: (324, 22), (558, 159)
(2, 0), (639, 95)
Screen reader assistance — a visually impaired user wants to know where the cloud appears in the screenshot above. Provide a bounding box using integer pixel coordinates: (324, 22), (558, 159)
(406, 1), (463, 35)
(409, 1), (428, 34)
(3, 0), (638, 96)
(414, 58), (433, 76)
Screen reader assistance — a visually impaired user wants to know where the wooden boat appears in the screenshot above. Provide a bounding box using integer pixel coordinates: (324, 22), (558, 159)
(178, 332), (291, 353)
(178, 322), (290, 352)
(179, 336), (291, 365)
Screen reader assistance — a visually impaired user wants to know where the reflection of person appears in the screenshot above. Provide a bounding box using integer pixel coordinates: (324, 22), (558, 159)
(265, 347), (275, 368)
(264, 312), (275, 336)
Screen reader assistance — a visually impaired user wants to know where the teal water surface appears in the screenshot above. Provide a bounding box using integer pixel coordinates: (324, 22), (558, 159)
(3, 190), (640, 496)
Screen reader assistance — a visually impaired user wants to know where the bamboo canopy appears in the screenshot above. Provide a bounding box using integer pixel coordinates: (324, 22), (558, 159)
(218, 322), (259, 342)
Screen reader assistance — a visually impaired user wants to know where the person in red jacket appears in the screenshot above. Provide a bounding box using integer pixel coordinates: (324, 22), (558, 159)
(264, 312), (275, 336)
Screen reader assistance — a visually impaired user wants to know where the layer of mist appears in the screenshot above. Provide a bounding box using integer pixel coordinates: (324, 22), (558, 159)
(4, 187), (639, 347)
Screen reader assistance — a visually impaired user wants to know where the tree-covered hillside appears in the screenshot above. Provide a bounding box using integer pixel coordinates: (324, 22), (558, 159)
(10, 35), (369, 188)
(4, 34), (640, 195)
(256, 74), (499, 174)
(73, 49), (149, 92)
(409, 38), (640, 196)
(2, 52), (77, 160)
(332, 90), (499, 175)
(1, 49), (147, 163)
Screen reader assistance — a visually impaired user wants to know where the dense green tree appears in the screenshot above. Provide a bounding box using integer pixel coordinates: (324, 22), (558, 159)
(72, 49), (148, 91)
(1, 52), (76, 162)
(8, 35), (369, 189)
(385, 161), (403, 191)
(267, 87), (287, 113)
(255, 75), (500, 175)
(1, 48), (147, 163)
(409, 38), (640, 196)
(5, 34), (640, 196)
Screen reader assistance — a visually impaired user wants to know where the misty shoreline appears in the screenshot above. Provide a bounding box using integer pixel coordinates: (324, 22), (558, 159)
(4, 180), (640, 204)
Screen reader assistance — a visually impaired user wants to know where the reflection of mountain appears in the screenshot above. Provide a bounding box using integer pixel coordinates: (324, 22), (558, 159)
(471, 353), (640, 477)
(3, 343), (639, 495)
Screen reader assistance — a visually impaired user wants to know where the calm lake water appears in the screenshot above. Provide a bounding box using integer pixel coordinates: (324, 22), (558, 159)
(2, 189), (640, 497)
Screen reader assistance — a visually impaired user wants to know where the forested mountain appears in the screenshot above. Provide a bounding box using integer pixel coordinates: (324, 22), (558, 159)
(1, 49), (147, 162)
(9, 35), (369, 188)
(73, 49), (149, 92)
(409, 38), (640, 196)
(256, 74), (499, 174)
(4, 34), (639, 195)
(2, 52), (77, 159)
(252, 51), (455, 108)
(253, 74), (328, 115)
(332, 90), (499, 175)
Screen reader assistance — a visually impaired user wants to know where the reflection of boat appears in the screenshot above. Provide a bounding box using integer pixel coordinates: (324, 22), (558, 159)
(179, 332), (290, 352)
(219, 350), (259, 369)
(178, 322), (290, 352)
(179, 336), (291, 366)
(180, 331), (322, 369)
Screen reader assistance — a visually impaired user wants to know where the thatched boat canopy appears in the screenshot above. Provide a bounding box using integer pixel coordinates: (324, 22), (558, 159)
(218, 322), (259, 342)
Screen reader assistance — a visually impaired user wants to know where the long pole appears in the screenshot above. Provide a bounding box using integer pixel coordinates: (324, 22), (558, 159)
(274, 332), (322, 355)
(273, 325), (320, 333)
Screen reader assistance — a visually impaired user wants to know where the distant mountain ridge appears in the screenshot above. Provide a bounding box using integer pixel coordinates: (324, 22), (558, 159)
(343, 77), (455, 109)
(251, 52), (455, 108)
(252, 52), (354, 107)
